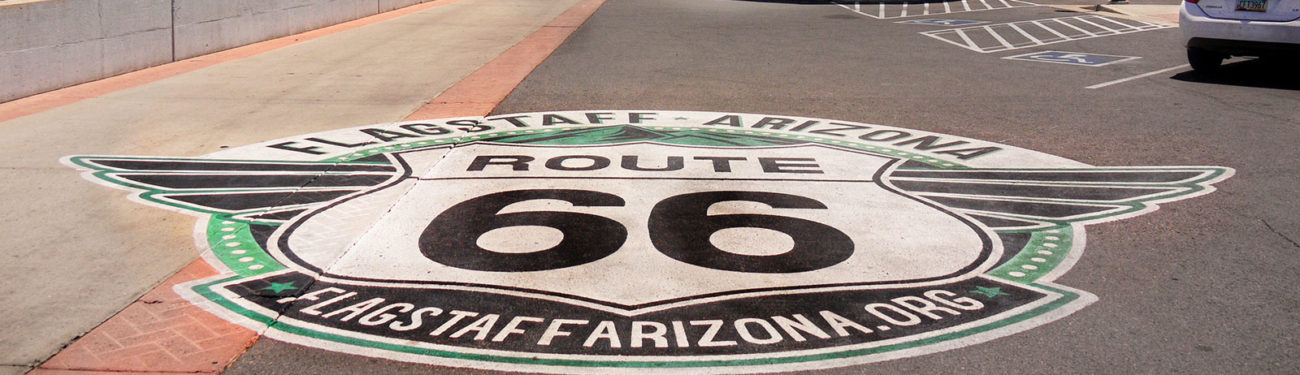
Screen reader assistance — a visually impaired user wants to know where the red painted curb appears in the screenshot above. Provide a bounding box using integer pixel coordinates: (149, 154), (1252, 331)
(404, 0), (608, 120)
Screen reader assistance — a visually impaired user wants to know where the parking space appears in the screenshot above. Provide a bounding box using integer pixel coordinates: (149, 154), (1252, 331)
(824, 0), (1238, 92)
(921, 15), (1170, 53)
(1002, 50), (1141, 66)
(832, 0), (1039, 19)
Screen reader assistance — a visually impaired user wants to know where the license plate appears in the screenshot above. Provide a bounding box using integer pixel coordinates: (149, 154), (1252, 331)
(1236, 0), (1267, 12)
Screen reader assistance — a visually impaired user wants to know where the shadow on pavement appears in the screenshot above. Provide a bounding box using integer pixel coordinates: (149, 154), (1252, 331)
(1173, 58), (1300, 91)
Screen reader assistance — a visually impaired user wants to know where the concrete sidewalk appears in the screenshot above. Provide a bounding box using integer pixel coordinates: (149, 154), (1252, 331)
(1097, 3), (1182, 25)
(0, 0), (583, 372)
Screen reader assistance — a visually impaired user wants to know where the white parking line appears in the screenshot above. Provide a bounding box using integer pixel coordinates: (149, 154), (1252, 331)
(1007, 23), (1042, 44)
(985, 25), (1016, 49)
(1031, 20), (1071, 40)
(1052, 18), (1096, 36)
(831, 0), (1037, 19)
(1096, 16), (1144, 29)
(921, 15), (1171, 53)
(955, 29), (978, 48)
(1075, 17), (1120, 33)
(1086, 64), (1190, 89)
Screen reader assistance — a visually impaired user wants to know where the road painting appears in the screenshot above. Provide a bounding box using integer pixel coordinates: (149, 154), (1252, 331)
(833, 0), (1037, 20)
(921, 15), (1170, 53)
(1003, 50), (1141, 67)
(896, 19), (990, 26)
(66, 110), (1231, 373)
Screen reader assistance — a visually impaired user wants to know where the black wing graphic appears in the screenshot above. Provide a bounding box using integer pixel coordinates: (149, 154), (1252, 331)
(66, 156), (399, 224)
(887, 166), (1232, 231)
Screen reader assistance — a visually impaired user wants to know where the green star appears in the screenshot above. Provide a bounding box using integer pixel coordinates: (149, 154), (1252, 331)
(262, 281), (298, 293)
(970, 286), (1009, 298)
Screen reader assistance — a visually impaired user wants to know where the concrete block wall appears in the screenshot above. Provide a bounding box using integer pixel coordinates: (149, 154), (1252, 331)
(171, 0), (375, 60)
(380, 0), (426, 13)
(0, 0), (173, 103)
(1, 0), (438, 103)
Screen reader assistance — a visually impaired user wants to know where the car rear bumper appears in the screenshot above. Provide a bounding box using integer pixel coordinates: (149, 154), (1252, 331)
(1187, 36), (1300, 56)
(1181, 2), (1300, 56)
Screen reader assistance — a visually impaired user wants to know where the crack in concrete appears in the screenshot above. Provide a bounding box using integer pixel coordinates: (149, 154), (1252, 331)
(260, 144), (456, 343)
(1262, 219), (1300, 249)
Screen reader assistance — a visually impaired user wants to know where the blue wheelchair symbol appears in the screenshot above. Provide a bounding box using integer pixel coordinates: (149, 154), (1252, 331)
(896, 19), (987, 26)
(1004, 51), (1140, 67)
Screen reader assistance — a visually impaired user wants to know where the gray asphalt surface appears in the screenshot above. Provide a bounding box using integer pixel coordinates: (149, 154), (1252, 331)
(225, 0), (1300, 373)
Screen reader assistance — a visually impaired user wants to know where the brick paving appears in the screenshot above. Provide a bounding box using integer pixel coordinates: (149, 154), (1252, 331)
(36, 262), (257, 374)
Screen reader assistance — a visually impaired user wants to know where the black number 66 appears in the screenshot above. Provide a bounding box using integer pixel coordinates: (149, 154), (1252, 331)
(419, 189), (853, 273)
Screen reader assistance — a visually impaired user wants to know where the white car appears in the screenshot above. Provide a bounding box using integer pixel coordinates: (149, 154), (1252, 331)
(1180, 0), (1300, 71)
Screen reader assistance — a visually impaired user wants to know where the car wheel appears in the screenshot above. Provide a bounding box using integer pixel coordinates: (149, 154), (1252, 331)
(1187, 47), (1225, 72)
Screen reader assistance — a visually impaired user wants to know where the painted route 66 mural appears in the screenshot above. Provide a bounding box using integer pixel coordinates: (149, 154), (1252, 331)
(66, 111), (1231, 373)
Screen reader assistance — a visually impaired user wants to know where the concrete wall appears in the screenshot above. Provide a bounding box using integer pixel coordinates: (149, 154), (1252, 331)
(0, 0), (437, 103)
(380, 0), (426, 13)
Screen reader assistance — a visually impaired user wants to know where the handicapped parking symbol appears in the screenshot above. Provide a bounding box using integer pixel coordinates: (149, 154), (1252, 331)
(896, 19), (988, 26)
(1004, 51), (1140, 67)
(1028, 53), (1094, 63)
(927, 19), (974, 26)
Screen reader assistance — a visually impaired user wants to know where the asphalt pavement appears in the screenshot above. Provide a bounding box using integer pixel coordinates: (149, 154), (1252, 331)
(495, 2), (1300, 374)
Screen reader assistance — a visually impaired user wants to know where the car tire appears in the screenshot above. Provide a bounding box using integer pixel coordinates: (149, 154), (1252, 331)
(1187, 47), (1225, 72)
